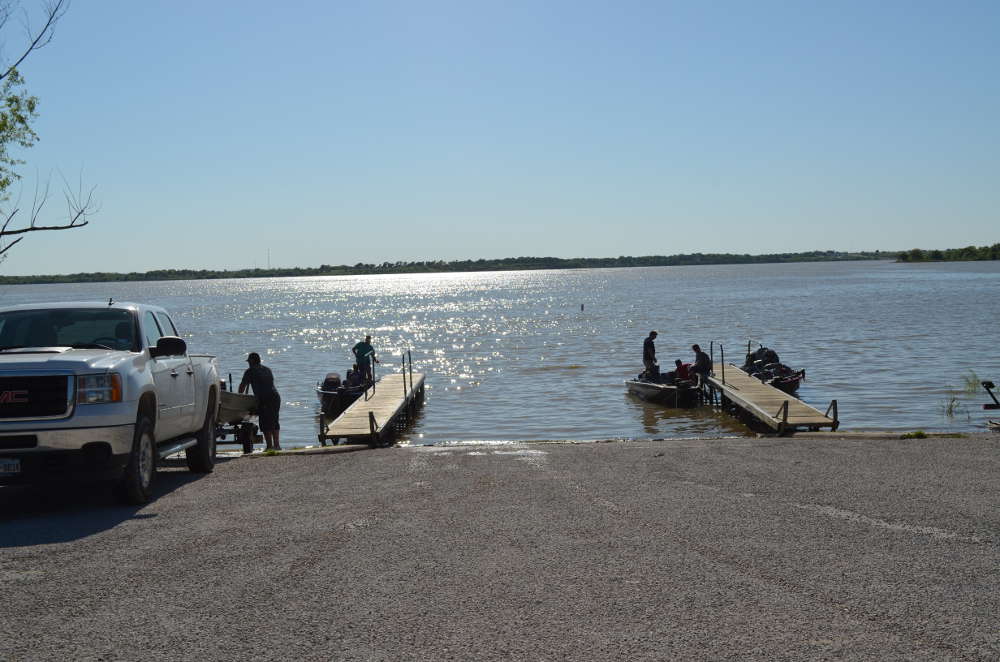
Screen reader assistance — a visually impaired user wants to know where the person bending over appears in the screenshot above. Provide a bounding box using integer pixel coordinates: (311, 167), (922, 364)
(691, 344), (713, 380)
(239, 351), (282, 451)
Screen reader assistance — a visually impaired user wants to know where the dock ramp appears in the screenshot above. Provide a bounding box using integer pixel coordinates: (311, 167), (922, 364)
(703, 364), (838, 434)
(319, 372), (425, 446)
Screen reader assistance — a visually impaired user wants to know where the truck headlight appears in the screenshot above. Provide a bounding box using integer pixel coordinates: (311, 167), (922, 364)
(77, 373), (123, 404)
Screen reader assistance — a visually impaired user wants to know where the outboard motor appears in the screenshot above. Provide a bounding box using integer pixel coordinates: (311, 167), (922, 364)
(322, 373), (342, 391)
(320, 373), (343, 416)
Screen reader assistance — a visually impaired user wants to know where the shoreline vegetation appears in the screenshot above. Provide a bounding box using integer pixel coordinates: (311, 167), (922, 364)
(0, 245), (995, 285)
(2, 250), (888, 285)
(897, 243), (1000, 263)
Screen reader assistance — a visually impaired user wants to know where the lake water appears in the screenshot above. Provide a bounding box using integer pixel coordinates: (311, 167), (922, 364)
(2, 260), (998, 445)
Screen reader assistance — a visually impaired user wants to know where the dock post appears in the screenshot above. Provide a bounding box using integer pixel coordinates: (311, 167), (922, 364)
(720, 345), (725, 384)
(369, 411), (378, 446)
(775, 401), (789, 434)
(408, 350), (413, 394)
(402, 355), (408, 399)
(825, 399), (839, 431)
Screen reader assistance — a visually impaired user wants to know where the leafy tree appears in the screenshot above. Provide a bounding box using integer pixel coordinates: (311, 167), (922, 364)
(0, 0), (95, 261)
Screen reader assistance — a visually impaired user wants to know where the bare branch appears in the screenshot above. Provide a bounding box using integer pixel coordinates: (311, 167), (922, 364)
(0, 217), (86, 236)
(0, 168), (95, 261)
(0, 0), (69, 82)
(0, 235), (21, 256)
(0, 3), (13, 36)
(0, 206), (18, 235)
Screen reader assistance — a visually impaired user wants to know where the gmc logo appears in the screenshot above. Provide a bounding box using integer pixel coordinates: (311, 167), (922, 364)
(0, 390), (28, 404)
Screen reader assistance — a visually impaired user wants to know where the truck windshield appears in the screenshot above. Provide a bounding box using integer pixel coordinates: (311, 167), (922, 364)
(0, 308), (139, 351)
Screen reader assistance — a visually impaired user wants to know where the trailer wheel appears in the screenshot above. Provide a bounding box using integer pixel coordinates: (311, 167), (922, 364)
(115, 416), (155, 505)
(186, 390), (217, 473)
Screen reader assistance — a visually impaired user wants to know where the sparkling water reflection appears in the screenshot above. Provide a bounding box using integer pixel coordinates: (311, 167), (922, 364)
(1, 260), (997, 446)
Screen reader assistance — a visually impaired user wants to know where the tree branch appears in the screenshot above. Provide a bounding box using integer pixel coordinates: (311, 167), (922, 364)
(0, 217), (87, 235)
(0, 169), (95, 260)
(0, 0), (68, 82)
(0, 235), (20, 256)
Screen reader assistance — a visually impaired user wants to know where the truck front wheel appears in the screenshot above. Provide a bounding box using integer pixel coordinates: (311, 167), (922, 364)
(115, 416), (155, 505)
(186, 390), (217, 473)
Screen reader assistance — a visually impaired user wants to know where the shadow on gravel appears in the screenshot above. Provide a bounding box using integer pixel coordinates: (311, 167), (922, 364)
(0, 457), (234, 548)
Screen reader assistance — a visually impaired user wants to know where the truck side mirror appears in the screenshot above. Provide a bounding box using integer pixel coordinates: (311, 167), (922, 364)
(150, 335), (187, 358)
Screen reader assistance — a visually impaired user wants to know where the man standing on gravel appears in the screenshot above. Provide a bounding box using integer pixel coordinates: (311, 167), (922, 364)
(239, 352), (282, 451)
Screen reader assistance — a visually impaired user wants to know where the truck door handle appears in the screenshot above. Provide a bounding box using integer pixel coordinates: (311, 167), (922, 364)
(186, 368), (195, 375)
(170, 370), (179, 378)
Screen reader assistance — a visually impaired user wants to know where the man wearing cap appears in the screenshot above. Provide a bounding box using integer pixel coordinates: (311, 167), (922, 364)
(351, 334), (378, 383)
(239, 351), (282, 451)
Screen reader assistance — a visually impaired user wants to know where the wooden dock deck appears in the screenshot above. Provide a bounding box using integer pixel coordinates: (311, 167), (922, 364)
(703, 364), (838, 434)
(319, 372), (425, 446)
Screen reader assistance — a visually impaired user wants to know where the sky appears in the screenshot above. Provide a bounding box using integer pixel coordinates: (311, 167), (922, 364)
(0, 0), (996, 275)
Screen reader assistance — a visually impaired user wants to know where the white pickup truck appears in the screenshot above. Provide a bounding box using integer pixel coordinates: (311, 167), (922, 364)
(0, 301), (220, 504)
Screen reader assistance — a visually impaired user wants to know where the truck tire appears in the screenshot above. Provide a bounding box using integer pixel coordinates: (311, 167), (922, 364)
(115, 416), (156, 505)
(185, 390), (217, 473)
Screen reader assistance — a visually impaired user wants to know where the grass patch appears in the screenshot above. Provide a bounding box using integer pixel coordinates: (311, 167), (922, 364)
(900, 430), (928, 439)
(940, 395), (970, 421)
(260, 449), (280, 456)
(962, 370), (981, 394)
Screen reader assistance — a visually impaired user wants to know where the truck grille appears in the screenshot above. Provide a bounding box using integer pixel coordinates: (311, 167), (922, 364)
(0, 376), (71, 419)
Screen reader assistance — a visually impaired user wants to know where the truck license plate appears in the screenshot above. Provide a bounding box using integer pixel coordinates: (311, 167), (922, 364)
(0, 458), (20, 475)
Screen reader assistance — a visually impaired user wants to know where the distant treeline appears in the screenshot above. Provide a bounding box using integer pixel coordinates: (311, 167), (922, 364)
(0, 250), (889, 285)
(897, 244), (1000, 262)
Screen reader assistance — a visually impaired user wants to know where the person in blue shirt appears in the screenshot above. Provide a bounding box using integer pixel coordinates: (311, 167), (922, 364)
(351, 335), (378, 383)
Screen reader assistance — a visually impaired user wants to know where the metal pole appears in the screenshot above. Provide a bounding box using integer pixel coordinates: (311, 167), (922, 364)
(408, 349), (413, 394)
(720, 345), (725, 384)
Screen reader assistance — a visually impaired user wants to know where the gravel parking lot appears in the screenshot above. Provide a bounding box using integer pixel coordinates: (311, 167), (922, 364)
(2, 434), (998, 661)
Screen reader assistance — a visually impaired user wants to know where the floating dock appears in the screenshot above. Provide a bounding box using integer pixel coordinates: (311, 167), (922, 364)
(702, 364), (838, 434)
(319, 371), (425, 446)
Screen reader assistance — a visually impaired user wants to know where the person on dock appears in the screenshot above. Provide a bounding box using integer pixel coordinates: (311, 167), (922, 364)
(352, 335), (379, 382)
(643, 331), (658, 377)
(691, 344), (713, 380)
(239, 352), (282, 451)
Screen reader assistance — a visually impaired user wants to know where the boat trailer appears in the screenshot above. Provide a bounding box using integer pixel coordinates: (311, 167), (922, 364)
(214, 377), (263, 454)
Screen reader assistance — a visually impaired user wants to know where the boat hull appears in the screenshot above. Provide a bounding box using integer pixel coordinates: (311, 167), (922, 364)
(625, 380), (699, 408)
(769, 370), (805, 394)
(218, 391), (258, 425)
